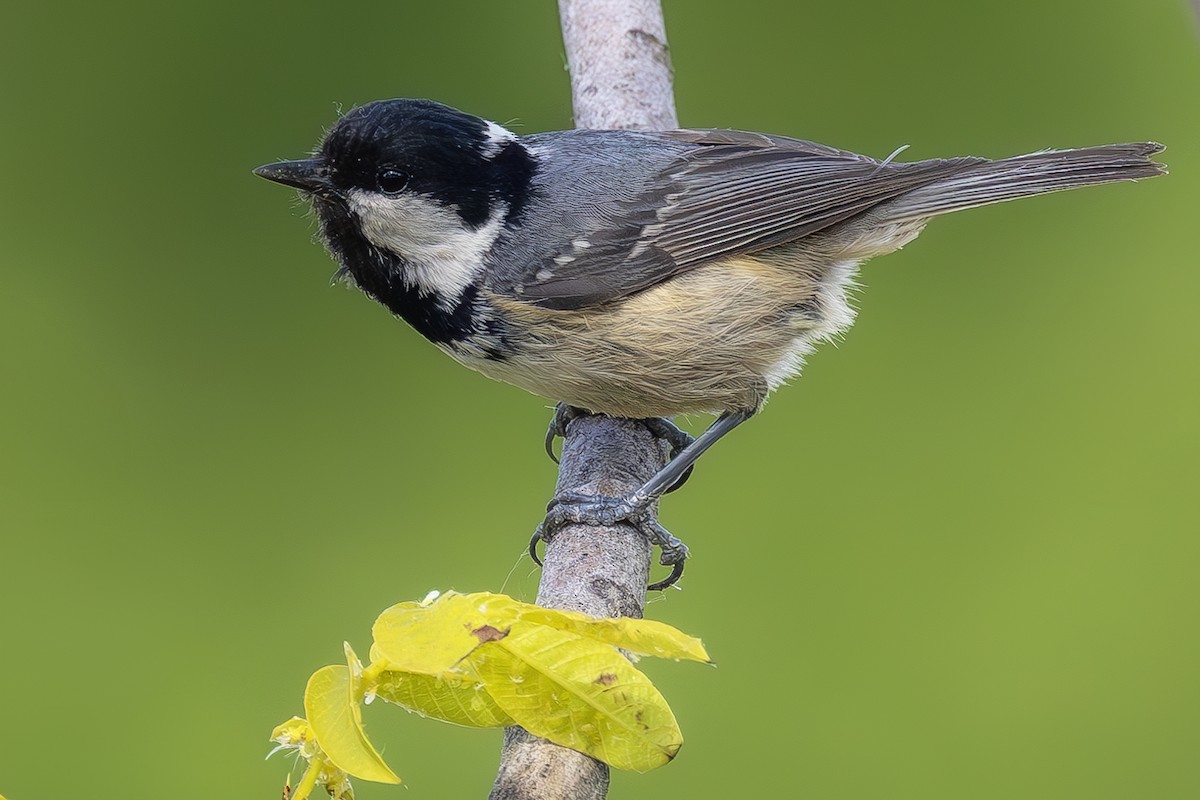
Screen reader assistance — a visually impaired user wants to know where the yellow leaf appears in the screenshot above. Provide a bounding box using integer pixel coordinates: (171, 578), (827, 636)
(516, 607), (711, 663)
(269, 716), (316, 759)
(267, 716), (353, 800)
(372, 667), (514, 728)
(372, 591), (709, 673)
(371, 592), (521, 674)
(466, 624), (683, 772)
(364, 590), (707, 771)
(304, 665), (400, 785)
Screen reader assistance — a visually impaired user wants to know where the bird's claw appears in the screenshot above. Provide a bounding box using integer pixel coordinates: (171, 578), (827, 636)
(545, 491), (646, 527)
(537, 406), (703, 589)
(529, 491), (688, 590)
(544, 403), (587, 464)
(646, 519), (689, 591)
(544, 407), (696, 495)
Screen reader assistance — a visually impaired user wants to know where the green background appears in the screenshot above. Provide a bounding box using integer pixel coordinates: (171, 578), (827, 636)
(2, 1), (1196, 797)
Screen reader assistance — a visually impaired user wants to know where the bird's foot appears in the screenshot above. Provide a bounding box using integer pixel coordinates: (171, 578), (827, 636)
(544, 405), (696, 493)
(529, 491), (689, 590)
(544, 403), (588, 464)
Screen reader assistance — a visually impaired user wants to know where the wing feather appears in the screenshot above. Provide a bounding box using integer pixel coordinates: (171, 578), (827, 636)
(514, 129), (984, 309)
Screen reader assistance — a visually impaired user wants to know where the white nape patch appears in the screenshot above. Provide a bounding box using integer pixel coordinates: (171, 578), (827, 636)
(481, 120), (517, 157)
(347, 188), (504, 300)
(764, 258), (862, 391)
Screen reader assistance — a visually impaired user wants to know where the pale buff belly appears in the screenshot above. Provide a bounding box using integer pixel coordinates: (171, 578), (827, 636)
(449, 256), (848, 417)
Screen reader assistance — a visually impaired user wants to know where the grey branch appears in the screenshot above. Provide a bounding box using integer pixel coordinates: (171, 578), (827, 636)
(488, 2), (678, 798)
(558, 0), (678, 131)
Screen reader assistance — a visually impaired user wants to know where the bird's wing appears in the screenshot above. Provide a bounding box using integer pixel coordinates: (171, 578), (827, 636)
(508, 129), (984, 310)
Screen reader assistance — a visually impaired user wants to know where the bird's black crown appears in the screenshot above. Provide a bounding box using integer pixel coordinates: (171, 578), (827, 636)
(319, 98), (533, 227)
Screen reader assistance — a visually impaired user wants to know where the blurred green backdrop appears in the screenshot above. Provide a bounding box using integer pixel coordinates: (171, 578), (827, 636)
(1, 1), (1196, 798)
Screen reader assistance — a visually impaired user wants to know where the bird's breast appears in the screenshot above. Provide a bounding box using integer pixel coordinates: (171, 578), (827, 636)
(449, 251), (862, 417)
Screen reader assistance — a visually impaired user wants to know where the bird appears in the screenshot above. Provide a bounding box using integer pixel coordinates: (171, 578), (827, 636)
(254, 98), (1164, 588)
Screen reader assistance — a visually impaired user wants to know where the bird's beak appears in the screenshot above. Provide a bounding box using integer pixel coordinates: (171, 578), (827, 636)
(253, 158), (334, 195)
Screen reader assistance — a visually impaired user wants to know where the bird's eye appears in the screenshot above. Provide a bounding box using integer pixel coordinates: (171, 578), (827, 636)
(377, 169), (409, 194)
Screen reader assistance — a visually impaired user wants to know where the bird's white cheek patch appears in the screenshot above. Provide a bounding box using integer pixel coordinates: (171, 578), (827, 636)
(347, 189), (503, 300)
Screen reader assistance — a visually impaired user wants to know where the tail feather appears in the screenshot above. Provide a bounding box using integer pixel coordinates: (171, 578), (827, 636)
(884, 142), (1166, 221)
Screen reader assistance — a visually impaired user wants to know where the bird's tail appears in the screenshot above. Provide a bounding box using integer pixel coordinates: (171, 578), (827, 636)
(883, 142), (1165, 221)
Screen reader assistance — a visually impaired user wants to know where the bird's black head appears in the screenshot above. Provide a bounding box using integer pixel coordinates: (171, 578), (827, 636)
(323, 99), (524, 227)
(255, 98), (534, 228)
(254, 99), (536, 345)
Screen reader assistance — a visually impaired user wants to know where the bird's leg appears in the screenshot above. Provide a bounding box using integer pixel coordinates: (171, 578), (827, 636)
(637, 417), (696, 494)
(548, 408), (753, 522)
(546, 405), (696, 493)
(531, 409), (754, 589)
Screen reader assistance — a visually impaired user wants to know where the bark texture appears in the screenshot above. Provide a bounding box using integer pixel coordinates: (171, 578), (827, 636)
(489, 2), (678, 798)
(558, 0), (678, 131)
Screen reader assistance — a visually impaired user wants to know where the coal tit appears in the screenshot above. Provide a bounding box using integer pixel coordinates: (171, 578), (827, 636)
(255, 99), (1163, 586)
